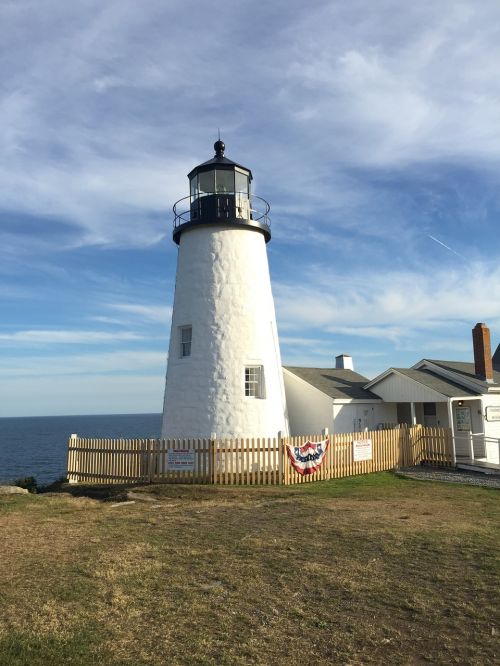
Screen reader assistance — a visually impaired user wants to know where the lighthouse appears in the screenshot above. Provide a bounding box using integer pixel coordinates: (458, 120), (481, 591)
(161, 140), (289, 439)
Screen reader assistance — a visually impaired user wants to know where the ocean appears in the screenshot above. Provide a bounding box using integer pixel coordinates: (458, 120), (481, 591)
(0, 413), (162, 485)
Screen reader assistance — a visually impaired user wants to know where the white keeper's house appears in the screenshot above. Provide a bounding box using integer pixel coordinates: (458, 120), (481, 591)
(286, 324), (500, 471)
(283, 354), (397, 436)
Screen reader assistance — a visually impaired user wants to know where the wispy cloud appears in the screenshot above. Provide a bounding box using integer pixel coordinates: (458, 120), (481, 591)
(2, 0), (500, 252)
(0, 330), (143, 344)
(275, 260), (500, 345)
(109, 303), (172, 324)
(0, 350), (166, 378)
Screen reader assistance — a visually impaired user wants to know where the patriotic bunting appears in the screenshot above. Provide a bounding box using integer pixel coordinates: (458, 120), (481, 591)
(286, 439), (329, 475)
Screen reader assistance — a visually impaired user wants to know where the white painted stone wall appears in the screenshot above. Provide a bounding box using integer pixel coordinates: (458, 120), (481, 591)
(161, 224), (289, 439)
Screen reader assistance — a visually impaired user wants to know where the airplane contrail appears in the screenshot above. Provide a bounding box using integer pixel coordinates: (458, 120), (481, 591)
(428, 235), (466, 259)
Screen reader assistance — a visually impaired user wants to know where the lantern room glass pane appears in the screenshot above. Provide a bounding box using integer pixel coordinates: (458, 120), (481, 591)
(215, 169), (234, 194)
(190, 176), (198, 199)
(235, 170), (249, 196)
(198, 170), (214, 195)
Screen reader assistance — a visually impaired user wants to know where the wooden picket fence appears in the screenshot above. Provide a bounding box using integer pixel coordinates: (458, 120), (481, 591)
(66, 425), (453, 485)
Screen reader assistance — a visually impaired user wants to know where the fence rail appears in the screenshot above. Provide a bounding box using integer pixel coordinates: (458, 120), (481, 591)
(66, 425), (453, 486)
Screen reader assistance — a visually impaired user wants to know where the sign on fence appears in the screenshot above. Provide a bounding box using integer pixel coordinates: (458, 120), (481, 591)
(166, 449), (195, 471)
(286, 439), (329, 475)
(353, 438), (372, 462)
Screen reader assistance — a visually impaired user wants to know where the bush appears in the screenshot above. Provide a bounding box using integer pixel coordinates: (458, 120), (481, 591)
(13, 476), (38, 493)
(39, 476), (68, 493)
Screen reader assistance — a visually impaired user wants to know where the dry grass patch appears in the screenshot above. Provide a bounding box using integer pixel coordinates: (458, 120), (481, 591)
(0, 473), (498, 665)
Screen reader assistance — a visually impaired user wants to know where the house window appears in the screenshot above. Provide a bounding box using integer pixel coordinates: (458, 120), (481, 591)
(180, 326), (192, 357)
(423, 403), (437, 416)
(245, 366), (264, 398)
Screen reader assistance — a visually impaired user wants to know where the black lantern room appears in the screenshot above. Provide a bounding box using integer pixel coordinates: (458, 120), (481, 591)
(172, 140), (271, 244)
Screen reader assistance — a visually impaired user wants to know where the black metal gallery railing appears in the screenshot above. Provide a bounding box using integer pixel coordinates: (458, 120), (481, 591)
(173, 192), (271, 231)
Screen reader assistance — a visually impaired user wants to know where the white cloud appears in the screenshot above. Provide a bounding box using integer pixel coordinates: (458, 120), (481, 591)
(0, 349), (166, 378)
(275, 260), (500, 346)
(0, 330), (143, 344)
(109, 303), (172, 324)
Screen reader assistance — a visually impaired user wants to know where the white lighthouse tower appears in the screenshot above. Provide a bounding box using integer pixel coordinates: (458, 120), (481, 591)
(161, 140), (289, 439)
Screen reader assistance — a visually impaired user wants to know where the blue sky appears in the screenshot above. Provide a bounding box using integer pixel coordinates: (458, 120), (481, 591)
(1, 0), (500, 416)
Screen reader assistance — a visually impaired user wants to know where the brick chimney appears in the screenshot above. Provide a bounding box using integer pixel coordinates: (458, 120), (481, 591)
(472, 323), (493, 382)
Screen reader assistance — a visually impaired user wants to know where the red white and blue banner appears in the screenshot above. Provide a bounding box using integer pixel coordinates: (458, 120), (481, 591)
(286, 439), (329, 475)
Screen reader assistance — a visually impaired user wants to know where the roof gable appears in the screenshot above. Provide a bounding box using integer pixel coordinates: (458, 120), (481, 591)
(415, 359), (500, 393)
(365, 367), (478, 400)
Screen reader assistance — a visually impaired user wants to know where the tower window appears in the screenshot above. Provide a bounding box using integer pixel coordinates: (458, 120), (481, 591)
(180, 326), (192, 357)
(245, 366), (264, 398)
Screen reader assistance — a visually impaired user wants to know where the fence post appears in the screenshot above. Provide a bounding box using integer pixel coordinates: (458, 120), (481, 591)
(66, 433), (78, 483)
(408, 424), (415, 465)
(67, 434), (79, 484)
(405, 425), (411, 466)
(321, 428), (330, 480)
(146, 439), (154, 483)
(277, 431), (283, 485)
(210, 433), (217, 484)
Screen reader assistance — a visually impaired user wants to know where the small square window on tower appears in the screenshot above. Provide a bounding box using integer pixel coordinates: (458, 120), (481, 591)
(180, 326), (192, 357)
(245, 365), (264, 398)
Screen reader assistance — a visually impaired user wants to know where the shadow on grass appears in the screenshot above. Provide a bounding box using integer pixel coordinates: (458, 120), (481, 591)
(49, 471), (417, 503)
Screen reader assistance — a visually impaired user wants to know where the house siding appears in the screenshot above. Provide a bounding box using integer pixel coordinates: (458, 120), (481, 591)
(283, 370), (332, 436)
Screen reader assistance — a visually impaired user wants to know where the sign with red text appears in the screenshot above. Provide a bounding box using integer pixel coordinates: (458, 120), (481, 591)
(353, 438), (372, 462)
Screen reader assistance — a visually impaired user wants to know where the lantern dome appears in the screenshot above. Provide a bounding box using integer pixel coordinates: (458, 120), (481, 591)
(172, 140), (271, 244)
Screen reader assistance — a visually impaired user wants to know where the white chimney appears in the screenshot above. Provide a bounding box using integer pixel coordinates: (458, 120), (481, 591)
(335, 354), (354, 371)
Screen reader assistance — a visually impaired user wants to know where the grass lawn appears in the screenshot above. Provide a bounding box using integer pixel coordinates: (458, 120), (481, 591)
(0, 472), (498, 665)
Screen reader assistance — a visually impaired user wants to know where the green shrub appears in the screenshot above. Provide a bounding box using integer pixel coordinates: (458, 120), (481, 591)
(39, 476), (68, 493)
(13, 476), (38, 493)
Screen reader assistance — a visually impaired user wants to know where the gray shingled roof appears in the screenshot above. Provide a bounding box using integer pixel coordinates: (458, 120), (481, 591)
(393, 368), (478, 397)
(284, 367), (380, 400)
(426, 360), (500, 390)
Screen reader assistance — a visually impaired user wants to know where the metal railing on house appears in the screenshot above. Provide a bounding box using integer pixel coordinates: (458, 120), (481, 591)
(454, 433), (500, 465)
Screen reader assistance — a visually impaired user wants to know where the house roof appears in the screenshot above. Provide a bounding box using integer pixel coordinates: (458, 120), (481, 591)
(392, 368), (478, 397)
(284, 367), (380, 400)
(424, 359), (500, 390)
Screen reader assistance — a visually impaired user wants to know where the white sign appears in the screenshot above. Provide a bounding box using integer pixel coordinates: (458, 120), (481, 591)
(353, 438), (373, 462)
(456, 407), (471, 432)
(166, 449), (195, 471)
(485, 406), (500, 422)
